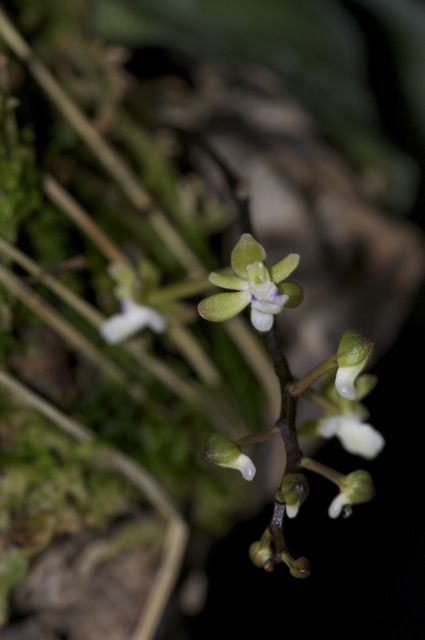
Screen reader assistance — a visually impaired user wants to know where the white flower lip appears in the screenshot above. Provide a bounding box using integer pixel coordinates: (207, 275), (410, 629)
(286, 503), (300, 519)
(338, 419), (385, 460)
(335, 362), (364, 400)
(318, 413), (385, 460)
(250, 308), (274, 332)
(101, 299), (167, 344)
(328, 492), (349, 519)
(248, 277), (289, 333)
(226, 452), (256, 481)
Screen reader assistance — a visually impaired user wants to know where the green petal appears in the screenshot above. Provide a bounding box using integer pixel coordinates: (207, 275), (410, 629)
(209, 271), (248, 291)
(231, 233), (266, 278)
(355, 374), (378, 401)
(198, 291), (250, 322)
(271, 253), (300, 283)
(278, 282), (303, 308)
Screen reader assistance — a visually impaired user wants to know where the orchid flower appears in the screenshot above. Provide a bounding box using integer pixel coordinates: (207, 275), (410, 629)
(101, 299), (167, 344)
(328, 470), (375, 519)
(198, 233), (302, 332)
(100, 262), (167, 344)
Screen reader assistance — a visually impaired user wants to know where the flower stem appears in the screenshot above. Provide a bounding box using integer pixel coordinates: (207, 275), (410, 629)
(288, 356), (337, 397)
(301, 457), (344, 487)
(304, 389), (340, 414)
(265, 324), (302, 474)
(236, 427), (281, 448)
(147, 277), (212, 304)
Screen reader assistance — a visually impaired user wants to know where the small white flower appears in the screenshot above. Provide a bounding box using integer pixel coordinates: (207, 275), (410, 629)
(101, 299), (167, 344)
(328, 470), (375, 519)
(318, 413), (385, 460)
(225, 452), (257, 481)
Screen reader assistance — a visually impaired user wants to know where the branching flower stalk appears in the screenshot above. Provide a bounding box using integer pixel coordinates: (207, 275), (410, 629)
(199, 233), (384, 577)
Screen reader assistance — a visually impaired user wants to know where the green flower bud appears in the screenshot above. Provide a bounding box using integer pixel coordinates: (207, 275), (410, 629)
(335, 331), (374, 400)
(278, 473), (309, 518)
(281, 553), (311, 579)
(328, 470), (375, 519)
(343, 470), (375, 504)
(201, 434), (256, 481)
(249, 530), (273, 568)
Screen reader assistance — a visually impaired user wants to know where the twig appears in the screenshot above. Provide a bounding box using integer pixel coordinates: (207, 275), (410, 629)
(0, 8), (150, 210)
(0, 235), (105, 328)
(43, 174), (130, 265)
(0, 367), (188, 640)
(168, 322), (219, 387)
(174, 128), (253, 235)
(0, 367), (92, 442)
(149, 208), (204, 275)
(0, 262), (126, 385)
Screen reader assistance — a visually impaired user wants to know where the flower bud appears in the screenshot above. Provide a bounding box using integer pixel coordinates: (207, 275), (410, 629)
(201, 434), (256, 481)
(281, 553), (311, 579)
(328, 470), (375, 519)
(335, 331), (374, 400)
(249, 530), (273, 568)
(278, 473), (309, 518)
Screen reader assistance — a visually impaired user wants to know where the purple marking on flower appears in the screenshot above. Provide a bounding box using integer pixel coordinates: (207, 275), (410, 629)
(270, 289), (281, 301)
(251, 294), (257, 301)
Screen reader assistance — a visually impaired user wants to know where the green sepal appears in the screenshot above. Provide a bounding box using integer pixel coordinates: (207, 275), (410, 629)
(343, 470), (375, 504)
(138, 258), (161, 294)
(337, 330), (374, 367)
(279, 473), (309, 506)
(108, 262), (137, 301)
(209, 271), (248, 291)
(355, 374), (378, 401)
(270, 253), (300, 283)
(231, 233), (266, 278)
(198, 291), (250, 322)
(202, 434), (239, 465)
(278, 281), (303, 308)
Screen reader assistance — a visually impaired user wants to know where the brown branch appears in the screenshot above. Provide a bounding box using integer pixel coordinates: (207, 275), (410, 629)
(265, 324), (302, 474)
